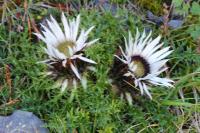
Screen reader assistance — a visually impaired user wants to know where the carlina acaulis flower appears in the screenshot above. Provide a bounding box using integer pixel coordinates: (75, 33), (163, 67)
(34, 13), (99, 91)
(110, 29), (174, 101)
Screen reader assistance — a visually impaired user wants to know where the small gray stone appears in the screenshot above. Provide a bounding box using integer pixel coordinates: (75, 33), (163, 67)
(146, 11), (184, 29)
(94, 0), (117, 15)
(0, 110), (49, 133)
(147, 11), (164, 26)
(168, 20), (184, 29)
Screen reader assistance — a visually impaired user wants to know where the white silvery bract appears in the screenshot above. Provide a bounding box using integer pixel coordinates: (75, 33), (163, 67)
(34, 13), (98, 91)
(115, 29), (174, 99)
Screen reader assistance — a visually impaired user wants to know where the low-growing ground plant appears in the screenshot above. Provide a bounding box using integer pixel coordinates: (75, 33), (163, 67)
(0, 0), (200, 132)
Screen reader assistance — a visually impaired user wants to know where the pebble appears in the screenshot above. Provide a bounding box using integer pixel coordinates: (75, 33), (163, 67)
(0, 110), (49, 133)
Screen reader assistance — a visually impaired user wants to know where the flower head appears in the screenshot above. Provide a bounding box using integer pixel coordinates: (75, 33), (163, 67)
(35, 13), (98, 91)
(115, 29), (174, 99)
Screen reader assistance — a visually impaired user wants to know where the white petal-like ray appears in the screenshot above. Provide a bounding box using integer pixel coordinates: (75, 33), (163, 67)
(143, 43), (163, 57)
(114, 55), (127, 64)
(70, 63), (81, 80)
(73, 14), (80, 41)
(132, 29), (140, 54)
(85, 26), (95, 37)
(61, 79), (68, 92)
(69, 19), (75, 40)
(47, 18), (64, 43)
(154, 50), (173, 63)
(138, 82), (144, 95)
(125, 92), (133, 106)
(81, 76), (87, 89)
(75, 26), (96, 51)
(34, 33), (47, 44)
(148, 76), (174, 87)
(137, 30), (146, 51)
(62, 13), (70, 39)
(138, 31), (152, 52)
(123, 36), (128, 53)
(62, 59), (67, 67)
(142, 83), (152, 99)
(78, 56), (97, 64)
(85, 38), (99, 47)
(119, 46), (126, 59)
(45, 46), (57, 58)
(52, 48), (66, 59)
(142, 35), (161, 56)
(149, 47), (171, 62)
(68, 47), (74, 57)
(76, 30), (86, 50)
(150, 59), (169, 73)
(40, 24), (59, 44)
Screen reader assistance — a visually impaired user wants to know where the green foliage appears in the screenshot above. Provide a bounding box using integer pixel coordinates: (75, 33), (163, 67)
(187, 25), (200, 40)
(0, 26), (8, 60)
(191, 2), (200, 15)
(110, 0), (127, 4)
(136, 0), (163, 15)
(0, 1), (200, 132)
(172, 0), (200, 41)
(173, 0), (200, 16)
(172, 0), (190, 15)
